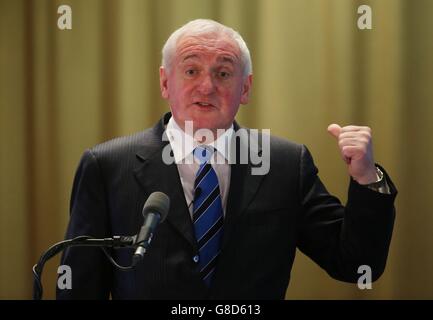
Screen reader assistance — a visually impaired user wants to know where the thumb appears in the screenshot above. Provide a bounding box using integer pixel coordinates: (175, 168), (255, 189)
(327, 123), (342, 139)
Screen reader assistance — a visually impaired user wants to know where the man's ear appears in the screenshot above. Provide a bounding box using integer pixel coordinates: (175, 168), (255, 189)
(240, 74), (253, 105)
(160, 66), (169, 99)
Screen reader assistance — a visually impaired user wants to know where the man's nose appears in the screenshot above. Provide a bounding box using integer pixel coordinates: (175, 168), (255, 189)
(197, 73), (216, 95)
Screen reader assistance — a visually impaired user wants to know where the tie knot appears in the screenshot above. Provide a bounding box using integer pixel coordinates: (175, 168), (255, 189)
(193, 146), (214, 164)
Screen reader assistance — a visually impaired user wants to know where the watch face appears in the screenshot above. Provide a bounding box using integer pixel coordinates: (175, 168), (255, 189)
(376, 168), (384, 182)
(366, 168), (388, 193)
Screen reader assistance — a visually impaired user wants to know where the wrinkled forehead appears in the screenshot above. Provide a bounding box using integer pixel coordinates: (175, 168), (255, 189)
(174, 34), (241, 65)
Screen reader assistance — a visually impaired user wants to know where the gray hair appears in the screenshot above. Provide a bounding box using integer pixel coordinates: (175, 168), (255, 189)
(161, 19), (252, 77)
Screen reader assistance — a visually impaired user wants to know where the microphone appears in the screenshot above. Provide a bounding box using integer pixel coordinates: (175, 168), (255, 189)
(132, 192), (170, 265)
(188, 187), (202, 209)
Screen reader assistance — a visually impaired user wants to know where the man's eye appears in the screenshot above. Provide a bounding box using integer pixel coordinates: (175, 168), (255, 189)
(218, 71), (231, 78)
(185, 69), (197, 76)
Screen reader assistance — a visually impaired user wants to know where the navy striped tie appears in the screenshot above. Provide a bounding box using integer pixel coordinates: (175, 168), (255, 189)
(193, 146), (224, 286)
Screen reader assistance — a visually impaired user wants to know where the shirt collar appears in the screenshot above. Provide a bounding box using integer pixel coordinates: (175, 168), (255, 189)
(166, 116), (234, 164)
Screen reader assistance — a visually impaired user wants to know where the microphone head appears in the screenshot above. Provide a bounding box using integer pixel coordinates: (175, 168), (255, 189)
(142, 192), (170, 222)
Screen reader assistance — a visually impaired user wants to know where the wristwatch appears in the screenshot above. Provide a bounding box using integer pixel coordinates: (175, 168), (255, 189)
(365, 167), (388, 192)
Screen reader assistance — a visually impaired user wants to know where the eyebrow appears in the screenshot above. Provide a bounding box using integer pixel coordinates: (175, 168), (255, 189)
(182, 54), (199, 62)
(217, 56), (235, 65)
(181, 54), (236, 65)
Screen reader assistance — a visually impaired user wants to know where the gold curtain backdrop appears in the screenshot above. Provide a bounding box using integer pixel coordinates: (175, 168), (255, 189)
(1, 0), (432, 299)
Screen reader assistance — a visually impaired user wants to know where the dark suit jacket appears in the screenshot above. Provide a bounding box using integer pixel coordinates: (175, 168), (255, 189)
(57, 112), (397, 299)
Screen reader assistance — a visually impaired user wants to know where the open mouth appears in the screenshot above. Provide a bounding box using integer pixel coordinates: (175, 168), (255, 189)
(193, 102), (216, 108)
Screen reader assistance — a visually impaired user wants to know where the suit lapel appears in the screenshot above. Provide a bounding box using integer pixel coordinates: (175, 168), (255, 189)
(211, 125), (266, 295)
(221, 125), (266, 250)
(133, 114), (197, 251)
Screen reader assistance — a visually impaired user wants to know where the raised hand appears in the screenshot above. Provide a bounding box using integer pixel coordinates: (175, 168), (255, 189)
(327, 124), (378, 185)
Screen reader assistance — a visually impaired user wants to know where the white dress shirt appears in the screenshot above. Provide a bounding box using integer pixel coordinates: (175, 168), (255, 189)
(166, 117), (234, 218)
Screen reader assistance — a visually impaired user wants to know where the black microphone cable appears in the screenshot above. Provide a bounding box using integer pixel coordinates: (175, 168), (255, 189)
(32, 235), (136, 300)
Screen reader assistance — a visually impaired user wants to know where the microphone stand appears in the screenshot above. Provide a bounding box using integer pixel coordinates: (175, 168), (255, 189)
(32, 235), (137, 300)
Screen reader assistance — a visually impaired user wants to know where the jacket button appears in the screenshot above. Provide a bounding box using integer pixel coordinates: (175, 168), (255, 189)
(193, 255), (199, 263)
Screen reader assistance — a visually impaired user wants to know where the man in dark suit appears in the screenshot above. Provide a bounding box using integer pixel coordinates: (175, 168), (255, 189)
(57, 19), (396, 299)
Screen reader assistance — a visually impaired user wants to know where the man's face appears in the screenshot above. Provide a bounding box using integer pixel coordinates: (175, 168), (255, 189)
(160, 34), (252, 135)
